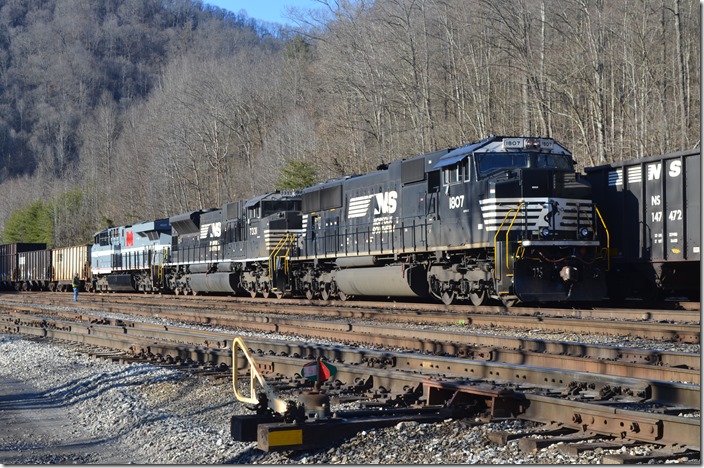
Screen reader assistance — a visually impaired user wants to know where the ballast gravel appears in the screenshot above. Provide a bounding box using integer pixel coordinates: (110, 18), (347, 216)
(0, 334), (689, 464)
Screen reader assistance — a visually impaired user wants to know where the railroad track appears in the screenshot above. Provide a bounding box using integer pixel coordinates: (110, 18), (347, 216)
(0, 293), (699, 461)
(3, 292), (701, 342)
(0, 304), (699, 384)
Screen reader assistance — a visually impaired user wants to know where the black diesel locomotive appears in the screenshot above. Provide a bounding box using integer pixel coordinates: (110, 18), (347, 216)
(3, 135), (613, 306)
(166, 192), (302, 297)
(290, 135), (608, 306)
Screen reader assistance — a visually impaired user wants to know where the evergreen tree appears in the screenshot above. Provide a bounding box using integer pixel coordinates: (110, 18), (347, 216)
(1, 201), (53, 245)
(277, 159), (318, 190)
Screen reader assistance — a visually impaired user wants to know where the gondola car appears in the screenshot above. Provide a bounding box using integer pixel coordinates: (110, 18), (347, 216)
(0, 243), (92, 292)
(0, 243), (47, 291)
(585, 148), (700, 301)
(17, 248), (51, 290)
(51, 244), (92, 292)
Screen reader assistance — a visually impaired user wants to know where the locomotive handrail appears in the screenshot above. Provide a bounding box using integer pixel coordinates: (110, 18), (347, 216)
(594, 206), (611, 271)
(492, 208), (514, 279)
(505, 204), (525, 269)
(157, 246), (169, 286)
(268, 232), (295, 276)
(492, 202), (526, 277)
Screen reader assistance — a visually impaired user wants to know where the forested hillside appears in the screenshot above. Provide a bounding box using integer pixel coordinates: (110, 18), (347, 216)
(0, 0), (699, 247)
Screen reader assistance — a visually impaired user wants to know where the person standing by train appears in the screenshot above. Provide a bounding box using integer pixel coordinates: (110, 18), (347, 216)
(72, 274), (80, 302)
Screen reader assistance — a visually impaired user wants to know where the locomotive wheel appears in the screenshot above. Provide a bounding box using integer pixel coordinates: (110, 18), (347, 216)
(274, 290), (284, 299)
(441, 291), (456, 305)
(501, 297), (518, 308)
(469, 290), (487, 306)
(262, 289), (270, 299)
(249, 290), (257, 298)
(338, 291), (349, 301)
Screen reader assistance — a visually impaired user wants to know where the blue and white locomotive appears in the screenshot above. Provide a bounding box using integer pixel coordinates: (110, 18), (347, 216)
(91, 219), (172, 292)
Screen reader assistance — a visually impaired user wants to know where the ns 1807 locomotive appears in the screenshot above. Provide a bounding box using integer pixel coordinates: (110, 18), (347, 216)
(87, 135), (609, 306)
(290, 135), (608, 306)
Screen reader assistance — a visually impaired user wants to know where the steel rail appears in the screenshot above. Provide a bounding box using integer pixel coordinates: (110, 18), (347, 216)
(2, 315), (699, 409)
(8, 304), (699, 369)
(3, 293), (700, 325)
(3, 307), (699, 385)
(519, 393), (700, 451)
(2, 316), (699, 451)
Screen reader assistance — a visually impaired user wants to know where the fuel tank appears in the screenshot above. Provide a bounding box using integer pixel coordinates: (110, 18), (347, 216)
(334, 265), (429, 297)
(107, 274), (136, 291)
(189, 272), (239, 293)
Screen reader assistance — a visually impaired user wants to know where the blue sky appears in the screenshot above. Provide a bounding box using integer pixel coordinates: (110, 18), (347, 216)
(204, 0), (322, 25)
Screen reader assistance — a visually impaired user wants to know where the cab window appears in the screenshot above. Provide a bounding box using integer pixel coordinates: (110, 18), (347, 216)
(535, 153), (574, 170)
(443, 158), (471, 185)
(261, 200), (302, 217)
(475, 153), (529, 177)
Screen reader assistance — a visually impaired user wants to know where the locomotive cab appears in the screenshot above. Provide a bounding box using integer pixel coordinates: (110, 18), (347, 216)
(473, 138), (608, 304)
(238, 192), (303, 298)
(425, 136), (608, 305)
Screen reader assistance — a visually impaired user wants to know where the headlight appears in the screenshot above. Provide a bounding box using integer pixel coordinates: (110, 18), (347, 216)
(579, 227), (590, 238)
(540, 227), (551, 238)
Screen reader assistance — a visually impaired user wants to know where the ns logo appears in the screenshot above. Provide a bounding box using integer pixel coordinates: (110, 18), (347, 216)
(647, 160), (682, 180)
(373, 191), (398, 215)
(348, 190), (398, 219)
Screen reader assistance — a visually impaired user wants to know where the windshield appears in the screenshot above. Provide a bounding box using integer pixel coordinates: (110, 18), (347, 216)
(476, 152), (573, 177)
(476, 153), (529, 177)
(534, 153), (574, 170)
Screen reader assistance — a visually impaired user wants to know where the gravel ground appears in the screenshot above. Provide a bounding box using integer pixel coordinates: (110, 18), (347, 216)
(0, 333), (695, 464)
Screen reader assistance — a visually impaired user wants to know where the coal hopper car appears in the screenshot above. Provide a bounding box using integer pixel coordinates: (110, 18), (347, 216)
(585, 148), (700, 301)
